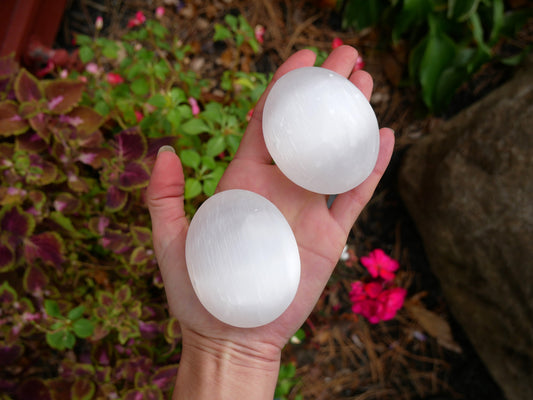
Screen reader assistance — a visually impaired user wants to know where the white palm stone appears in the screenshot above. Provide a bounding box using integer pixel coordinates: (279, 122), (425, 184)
(263, 66), (380, 194)
(185, 189), (300, 328)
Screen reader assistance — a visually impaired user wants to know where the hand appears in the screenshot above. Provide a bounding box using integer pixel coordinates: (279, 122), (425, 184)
(146, 45), (395, 399)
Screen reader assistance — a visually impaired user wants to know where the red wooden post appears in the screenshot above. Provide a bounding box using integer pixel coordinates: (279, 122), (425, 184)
(0, 0), (68, 60)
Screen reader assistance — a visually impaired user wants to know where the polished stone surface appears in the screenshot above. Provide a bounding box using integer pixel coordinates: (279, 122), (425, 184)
(185, 189), (301, 328)
(263, 66), (380, 194)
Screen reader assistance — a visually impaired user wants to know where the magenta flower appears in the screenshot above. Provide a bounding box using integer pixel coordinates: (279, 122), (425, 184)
(135, 110), (144, 123)
(349, 281), (406, 324)
(155, 6), (165, 19)
(355, 55), (365, 71)
(255, 25), (265, 44)
(106, 72), (124, 85)
(127, 11), (146, 28)
(332, 37), (344, 49)
(188, 97), (200, 116)
(360, 249), (399, 281)
(95, 16), (103, 30)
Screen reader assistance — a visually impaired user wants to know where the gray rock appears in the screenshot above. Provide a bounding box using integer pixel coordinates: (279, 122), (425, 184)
(398, 57), (533, 400)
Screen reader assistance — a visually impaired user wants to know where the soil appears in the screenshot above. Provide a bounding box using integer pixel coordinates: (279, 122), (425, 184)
(49, 1), (533, 398)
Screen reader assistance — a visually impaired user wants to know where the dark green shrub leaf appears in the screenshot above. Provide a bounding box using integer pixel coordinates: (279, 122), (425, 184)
(72, 318), (94, 338)
(14, 69), (42, 103)
(0, 100), (29, 136)
(44, 80), (85, 114)
(179, 149), (201, 169)
(448, 0), (480, 21)
(181, 118), (209, 135)
(118, 161), (151, 190)
(419, 22), (456, 109)
(23, 265), (48, 294)
(67, 305), (85, 321)
(24, 232), (65, 267)
(184, 178), (202, 199)
(71, 378), (95, 400)
(44, 299), (62, 318)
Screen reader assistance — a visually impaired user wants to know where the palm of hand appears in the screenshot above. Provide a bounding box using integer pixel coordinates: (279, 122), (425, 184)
(146, 46), (394, 357)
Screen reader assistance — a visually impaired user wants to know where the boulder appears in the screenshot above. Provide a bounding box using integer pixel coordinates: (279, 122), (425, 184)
(398, 57), (533, 400)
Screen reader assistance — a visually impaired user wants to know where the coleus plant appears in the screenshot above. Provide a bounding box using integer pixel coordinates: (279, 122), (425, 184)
(0, 57), (180, 398)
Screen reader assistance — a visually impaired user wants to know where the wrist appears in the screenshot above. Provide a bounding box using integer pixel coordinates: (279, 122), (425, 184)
(173, 330), (281, 400)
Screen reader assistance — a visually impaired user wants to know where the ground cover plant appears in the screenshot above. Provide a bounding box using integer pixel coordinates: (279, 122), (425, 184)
(2, 1), (530, 398)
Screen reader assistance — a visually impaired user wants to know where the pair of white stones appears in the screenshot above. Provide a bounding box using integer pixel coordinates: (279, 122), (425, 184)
(185, 67), (380, 327)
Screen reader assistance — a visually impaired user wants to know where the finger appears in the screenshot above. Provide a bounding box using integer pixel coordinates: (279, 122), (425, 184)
(349, 69), (373, 101)
(234, 49), (317, 164)
(321, 45), (358, 77)
(146, 147), (188, 258)
(329, 128), (395, 234)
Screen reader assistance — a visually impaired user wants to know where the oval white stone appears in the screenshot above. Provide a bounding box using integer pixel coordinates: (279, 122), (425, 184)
(263, 66), (380, 194)
(185, 189), (301, 328)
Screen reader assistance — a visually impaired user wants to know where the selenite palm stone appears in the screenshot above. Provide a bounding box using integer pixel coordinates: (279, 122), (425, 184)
(263, 66), (380, 194)
(185, 189), (301, 328)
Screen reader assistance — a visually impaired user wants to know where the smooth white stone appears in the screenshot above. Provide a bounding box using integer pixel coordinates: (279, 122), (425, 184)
(263, 66), (380, 194)
(185, 189), (300, 328)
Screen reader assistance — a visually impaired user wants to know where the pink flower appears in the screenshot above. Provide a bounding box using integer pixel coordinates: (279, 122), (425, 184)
(135, 110), (144, 123)
(127, 11), (146, 28)
(349, 281), (406, 324)
(106, 72), (124, 85)
(85, 62), (100, 75)
(155, 6), (165, 19)
(188, 97), (200, 116)
(246, 108), (254, 122)
(332, 37), (344, 49)
(254, 25), (265, 44)
(95, 16), (104, 30)
(360, 249), (399, 281)
(355, 55), (365, 71)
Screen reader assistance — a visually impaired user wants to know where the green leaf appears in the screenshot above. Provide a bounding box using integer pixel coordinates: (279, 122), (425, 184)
(184, 178), (202, 199)
(202, 179), (218, 197)
(181, 118), (209, 135)
(72, 318), (94, 338)
(67, 305), (85, 321)
(205, 136), (226, 157)
(213, 24), (232, 42)
(79, 46), (94, 63)
(46, 330), (75, 350)
(148, 93), (167, 108)
(179, 149), (201, 169)
(448, 0), (480, 21)
(225, 14), (238, 30)
(131, 78), (150, 96)
(44, 299), (62, 318)
(419, 18), (456, 109)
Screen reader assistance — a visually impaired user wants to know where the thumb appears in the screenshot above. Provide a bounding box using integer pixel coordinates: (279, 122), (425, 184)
(146, 146), (188, 266)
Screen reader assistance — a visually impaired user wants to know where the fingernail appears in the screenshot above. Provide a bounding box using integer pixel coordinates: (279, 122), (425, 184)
(158, 145), (176, 155)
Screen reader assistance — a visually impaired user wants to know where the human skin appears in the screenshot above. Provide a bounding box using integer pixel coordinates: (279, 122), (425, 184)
(146, 45), (395, 399)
